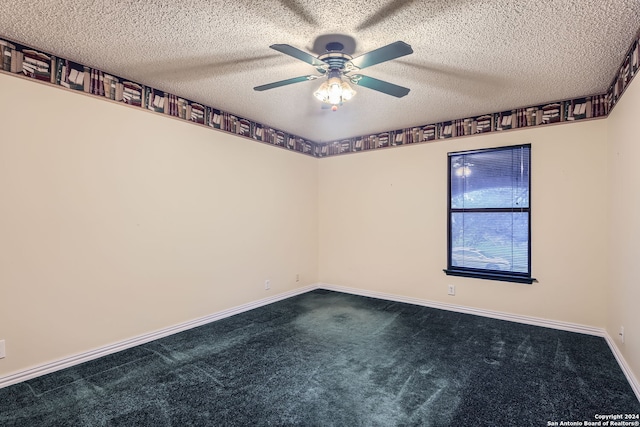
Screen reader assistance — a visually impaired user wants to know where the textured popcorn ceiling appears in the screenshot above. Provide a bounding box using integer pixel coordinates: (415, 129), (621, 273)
(1, 0), (639, 142)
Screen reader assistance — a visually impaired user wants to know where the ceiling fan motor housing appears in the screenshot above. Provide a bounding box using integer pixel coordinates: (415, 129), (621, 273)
(316, 51), (354, 74)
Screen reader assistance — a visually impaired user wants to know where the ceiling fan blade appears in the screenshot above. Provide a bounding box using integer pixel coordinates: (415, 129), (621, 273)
(348, 41), (413, 70)
(270, 44), (326, 68)
(254, 75), (319, 91)
(350, 74), (410, 98)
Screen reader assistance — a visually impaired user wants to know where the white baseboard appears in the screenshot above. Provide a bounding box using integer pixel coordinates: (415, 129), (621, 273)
(318, 283), (604, 335)
(3, 282), (638, 403)
(603, 333), (640, 402)
(0, 284), (316, 390)
(318, 283), (640, 402)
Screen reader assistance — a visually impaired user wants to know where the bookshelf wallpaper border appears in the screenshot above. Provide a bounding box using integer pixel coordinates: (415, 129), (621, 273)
(0, 37), (320, 157)
(320, 28), (639, 157)
(1, 28), (639, 158)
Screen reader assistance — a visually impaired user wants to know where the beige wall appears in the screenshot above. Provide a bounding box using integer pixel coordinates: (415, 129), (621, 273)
(318, 119), (609, 327)
(0, 73), (318, 376)
(607, 75), (640, 381)
(1, 68), (637, 384)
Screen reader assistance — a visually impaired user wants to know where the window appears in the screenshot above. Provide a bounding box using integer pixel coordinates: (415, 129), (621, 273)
(444, 144), (534, 284)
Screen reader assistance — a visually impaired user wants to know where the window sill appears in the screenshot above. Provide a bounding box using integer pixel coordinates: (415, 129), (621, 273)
(443, 269), (536, 284)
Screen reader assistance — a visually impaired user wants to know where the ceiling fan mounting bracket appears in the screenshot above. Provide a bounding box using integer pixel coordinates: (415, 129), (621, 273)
(325, 41), (344, 52)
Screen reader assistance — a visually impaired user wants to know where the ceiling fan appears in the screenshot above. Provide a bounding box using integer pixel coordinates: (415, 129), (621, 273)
(254, 40), (413, 110)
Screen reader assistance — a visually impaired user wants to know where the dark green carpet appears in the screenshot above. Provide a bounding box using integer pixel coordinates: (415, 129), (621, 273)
(1, 289), (638, 426)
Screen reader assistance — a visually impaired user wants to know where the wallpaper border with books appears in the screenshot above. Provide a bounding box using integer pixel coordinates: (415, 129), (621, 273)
(318, 27), (640, 157)
(317, 95), (609, 157)
(0, 37), (319, 157)
(1, 27), (639, 159)
(607, 28), (640, 111)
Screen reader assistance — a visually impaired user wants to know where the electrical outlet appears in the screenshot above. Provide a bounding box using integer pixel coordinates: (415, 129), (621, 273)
(620, 326), (625, 344)
(447, 285), (455, 296)
(0, 340), (5, 358)
(264, 279), (270, 290)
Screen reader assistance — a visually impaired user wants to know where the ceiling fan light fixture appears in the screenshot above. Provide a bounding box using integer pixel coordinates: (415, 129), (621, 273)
(313, 76), (356, 106)
(340, 81), (356, 101)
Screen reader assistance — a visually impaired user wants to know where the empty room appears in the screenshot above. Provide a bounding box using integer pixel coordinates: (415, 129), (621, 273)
(1, 1), (639, 425)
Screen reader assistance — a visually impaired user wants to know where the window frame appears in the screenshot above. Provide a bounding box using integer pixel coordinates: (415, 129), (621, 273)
(444, 144), (535, 284)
